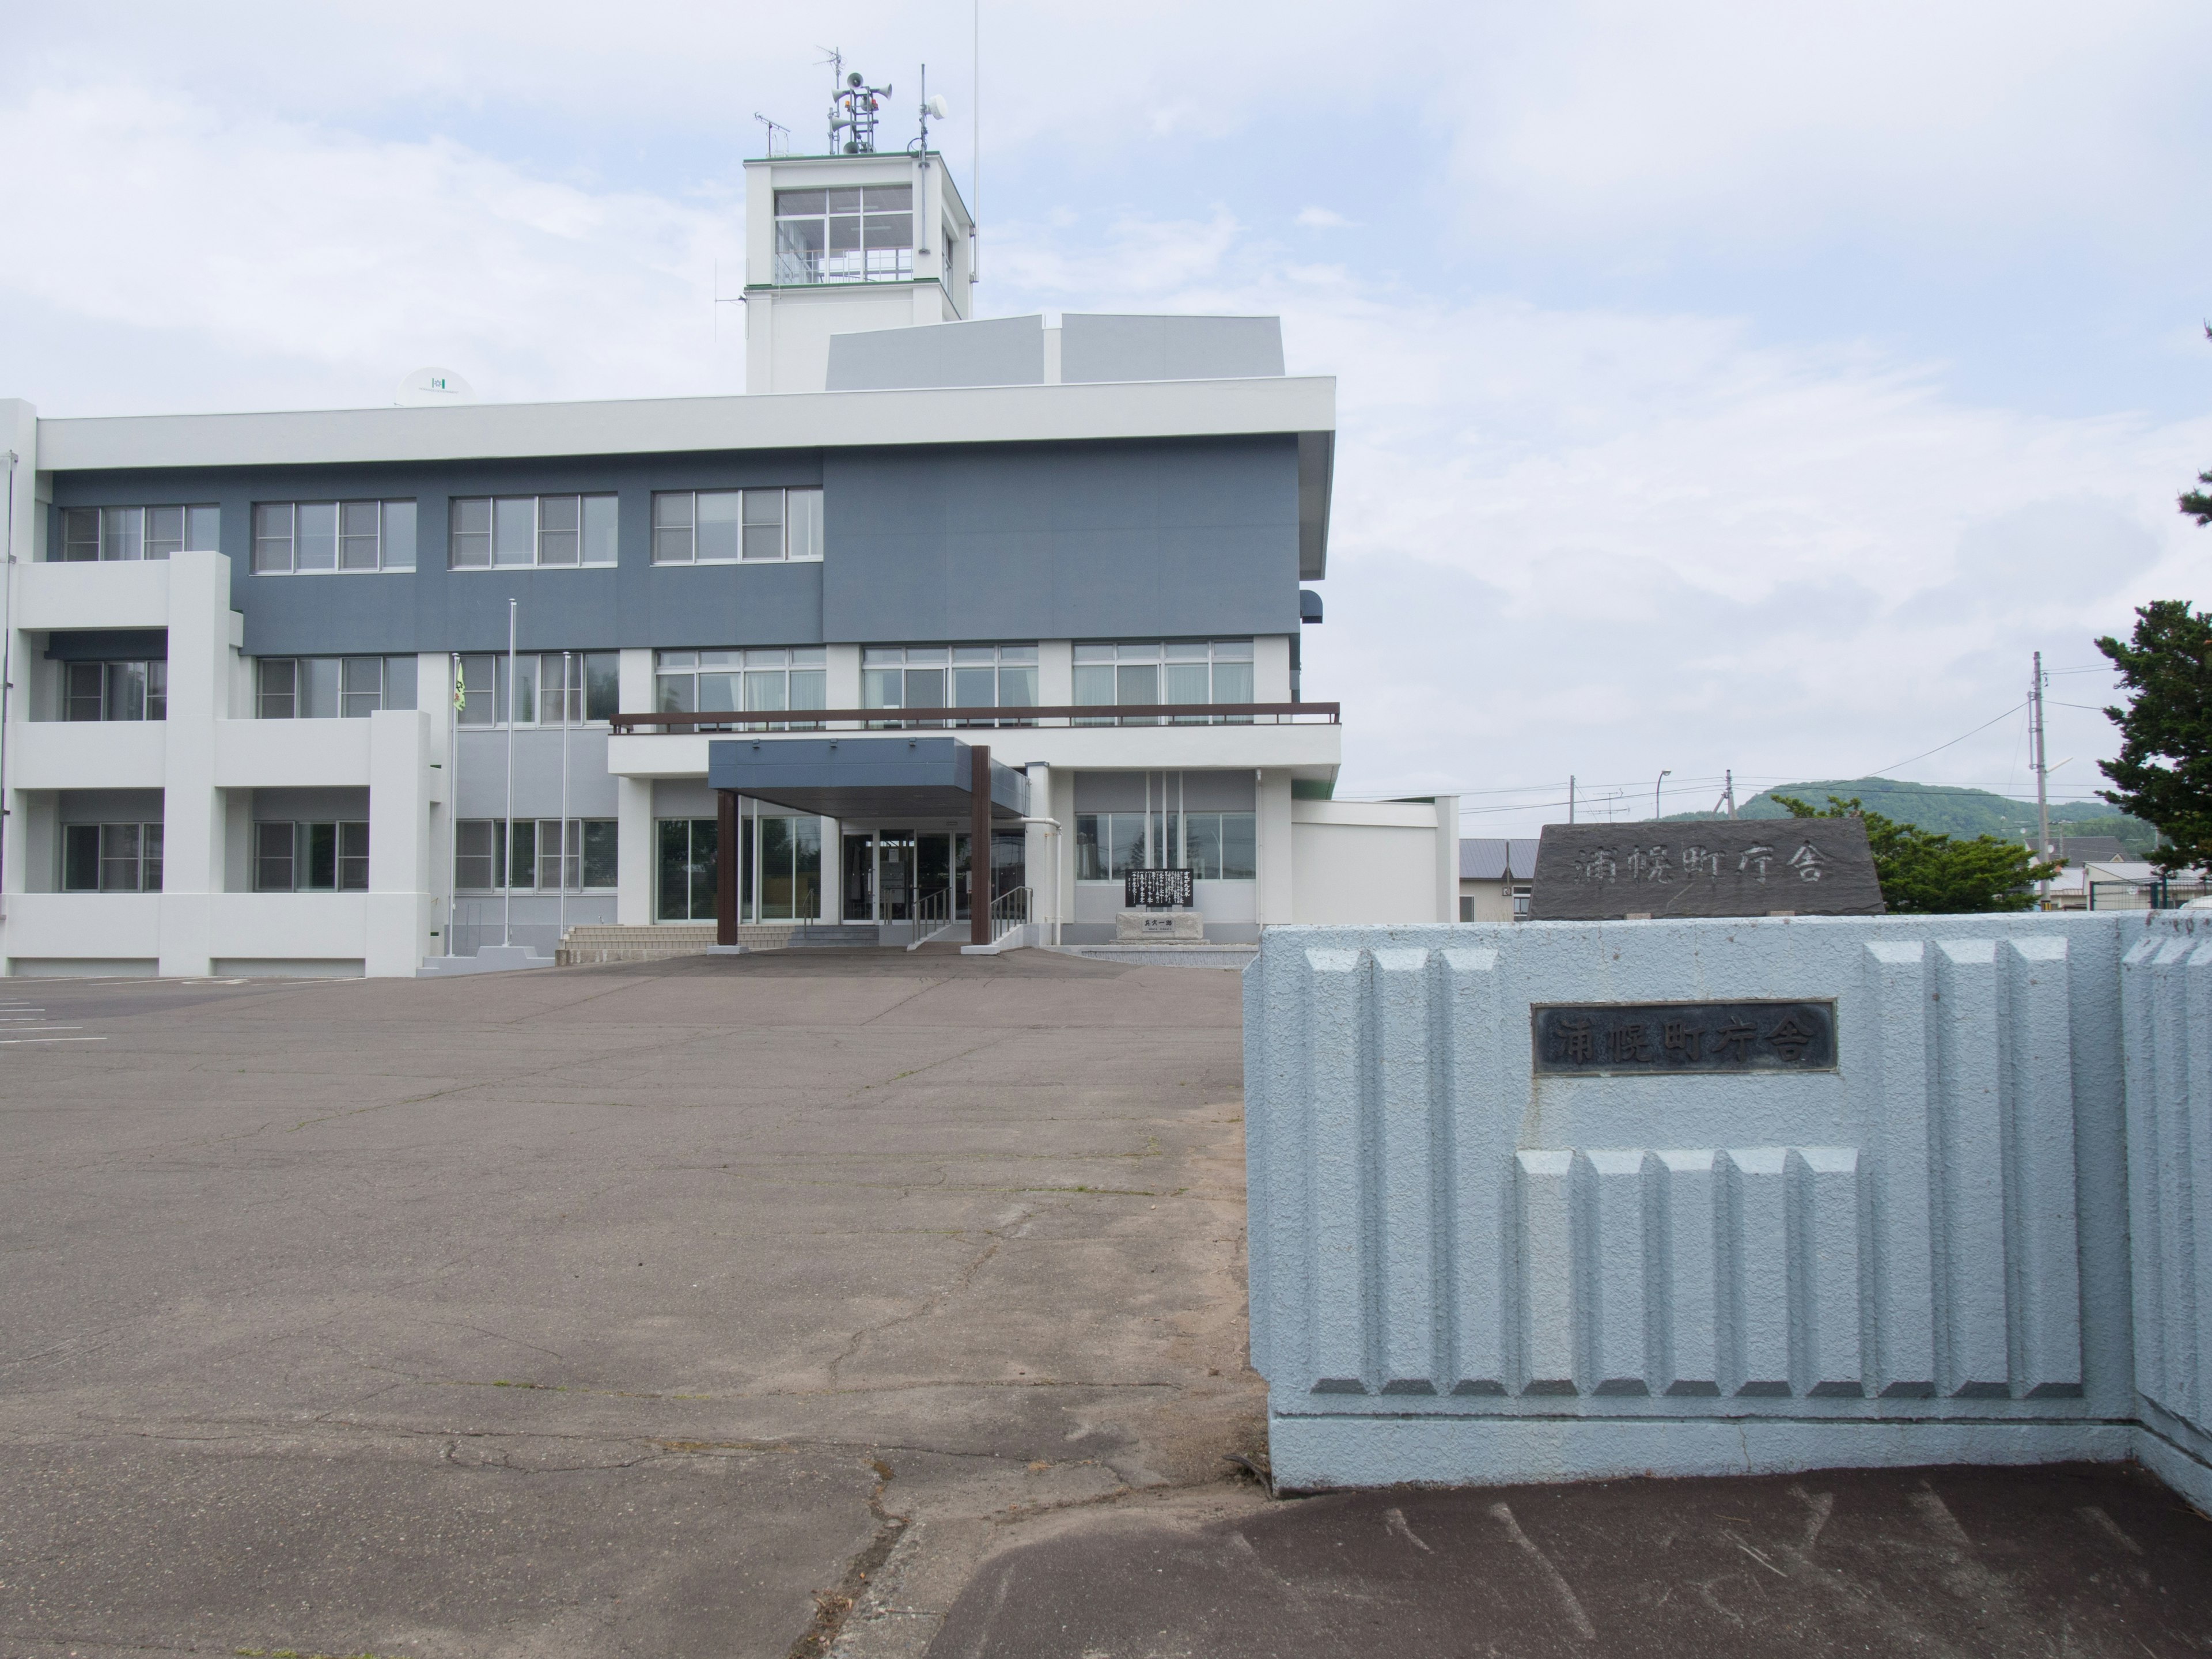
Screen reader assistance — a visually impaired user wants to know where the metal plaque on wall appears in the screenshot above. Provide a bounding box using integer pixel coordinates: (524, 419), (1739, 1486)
(1531, 999), (1838, 1075)
(1525, 819), (1884, 921)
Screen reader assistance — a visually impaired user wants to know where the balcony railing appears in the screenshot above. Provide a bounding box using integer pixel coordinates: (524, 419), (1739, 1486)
(608, 702), (1339, 736)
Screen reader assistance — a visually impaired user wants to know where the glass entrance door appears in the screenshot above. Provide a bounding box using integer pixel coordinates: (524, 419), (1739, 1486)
(843, 832), (874, 922)
(876, 833), (916, 921)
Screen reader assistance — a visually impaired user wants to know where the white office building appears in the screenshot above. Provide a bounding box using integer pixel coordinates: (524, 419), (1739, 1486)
(0, 127), (1457, 977)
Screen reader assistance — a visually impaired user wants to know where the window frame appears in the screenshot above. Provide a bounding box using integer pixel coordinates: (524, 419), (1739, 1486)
(772, 184), (915, 285)
(863, 644), (1035, 712)
(62, 821), (163, 892)
(453, 817), (619, 893)
(446, 494), (618, 570)
(649, 488), (823, 565)
(1074, 809), (1256, 881)
(256, 657), (417, 719)
(251, 501), (416, 575)
(58, 504), (218, 563)
(62, 659), (166, 722)
(252, 820), (370, 891)
(654, 647), (826, 720)
(454, 652), (618, 728)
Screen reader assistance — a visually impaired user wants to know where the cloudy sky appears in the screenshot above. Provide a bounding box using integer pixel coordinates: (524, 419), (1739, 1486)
(7, 1), (2210, 830)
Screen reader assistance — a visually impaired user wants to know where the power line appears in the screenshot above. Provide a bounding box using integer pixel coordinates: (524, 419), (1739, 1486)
(1863, 700), (2029, 778)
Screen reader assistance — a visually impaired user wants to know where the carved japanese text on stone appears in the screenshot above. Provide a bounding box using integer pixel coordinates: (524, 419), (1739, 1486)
(1532, 999), (1838, 1075)
(1525, 820), (1884, 921)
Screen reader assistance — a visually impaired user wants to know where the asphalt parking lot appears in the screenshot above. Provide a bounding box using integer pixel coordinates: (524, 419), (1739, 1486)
(0, 952), (1260, 1658)
(6, 952), (2211, 1659)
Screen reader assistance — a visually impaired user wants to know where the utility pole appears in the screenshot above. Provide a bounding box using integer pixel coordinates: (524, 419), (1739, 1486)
(1568, 775), (1575, 824)
(1725, 770), (1737, 820)
(2031, 649), (2051, 906)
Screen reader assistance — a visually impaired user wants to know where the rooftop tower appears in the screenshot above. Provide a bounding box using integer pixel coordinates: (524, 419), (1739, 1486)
(743, 66), (975, 395)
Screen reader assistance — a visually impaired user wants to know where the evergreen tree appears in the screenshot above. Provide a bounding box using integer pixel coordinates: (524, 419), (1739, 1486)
(2096, 600), (2212, 873)
(1772, 796), (2058, 914)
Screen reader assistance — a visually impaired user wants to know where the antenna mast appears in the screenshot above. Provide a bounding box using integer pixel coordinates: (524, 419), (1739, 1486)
(753, 113), (789, 156)
(2032, 649), (2051, 904)
(825, 58), (892, 154)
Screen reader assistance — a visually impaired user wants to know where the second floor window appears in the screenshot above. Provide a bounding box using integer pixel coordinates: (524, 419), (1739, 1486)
(774, 185), (913, 284)
(455, 818), (618, 891)
(454, 652), (619, 727)
(1073, 641), (1255, 706)
(66, 660), (166, 722)
(654, 648), (826, 714)
(61, 505), (218, 562)
(253, 502), (416, 574)
(651, 488), (823, 563)
(258, 657), (419, 719)
(863, 645), (1036, 710)
(448, 495), (618, 569)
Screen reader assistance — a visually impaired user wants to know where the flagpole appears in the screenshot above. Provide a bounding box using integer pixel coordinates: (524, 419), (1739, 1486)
(449, 650), (462, 958)
(503, 599), (517, 949)
(559, 650), (571, 950)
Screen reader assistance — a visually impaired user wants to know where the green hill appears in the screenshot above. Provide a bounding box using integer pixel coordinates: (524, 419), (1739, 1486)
(1664, 777), (2155, 855)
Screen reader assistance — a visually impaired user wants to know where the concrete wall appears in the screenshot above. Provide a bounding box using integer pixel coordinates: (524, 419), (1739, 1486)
(2120, 917), (2212, 1507)
(47, 436), (1304, 657)
(1242, 911), (2212, 1503)
(1290, 800), (1455, 925)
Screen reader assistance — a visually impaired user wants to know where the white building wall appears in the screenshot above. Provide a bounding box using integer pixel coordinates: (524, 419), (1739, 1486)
(1290, 800), (1455, 925)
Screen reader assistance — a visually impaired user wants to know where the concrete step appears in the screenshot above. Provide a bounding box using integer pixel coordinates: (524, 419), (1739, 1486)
(786, 924), (882, 949)
(556, 923), (797, 965)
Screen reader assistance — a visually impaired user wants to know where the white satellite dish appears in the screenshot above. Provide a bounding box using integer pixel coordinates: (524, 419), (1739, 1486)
(926, 94), (949, 119)
(396, 366), (476, 406)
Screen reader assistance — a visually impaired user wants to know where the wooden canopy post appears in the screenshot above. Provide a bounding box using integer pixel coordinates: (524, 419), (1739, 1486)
(970, 743), (991, 946)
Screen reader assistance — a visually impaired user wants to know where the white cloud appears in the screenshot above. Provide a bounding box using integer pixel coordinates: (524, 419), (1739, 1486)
(1296, 206), (1352, 229)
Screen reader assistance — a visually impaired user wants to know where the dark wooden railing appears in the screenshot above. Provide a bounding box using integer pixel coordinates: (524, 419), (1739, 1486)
(609, 702), (1338, 735)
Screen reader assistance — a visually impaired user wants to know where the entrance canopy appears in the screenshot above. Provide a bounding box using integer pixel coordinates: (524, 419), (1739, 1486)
(706, 735), (1029, 824)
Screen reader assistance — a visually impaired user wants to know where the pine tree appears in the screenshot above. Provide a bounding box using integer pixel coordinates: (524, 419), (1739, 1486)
(2096, 601), (2212, 873)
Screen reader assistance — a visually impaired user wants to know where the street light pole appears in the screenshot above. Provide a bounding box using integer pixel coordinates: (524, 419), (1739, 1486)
(1653, 769), (1671, 820)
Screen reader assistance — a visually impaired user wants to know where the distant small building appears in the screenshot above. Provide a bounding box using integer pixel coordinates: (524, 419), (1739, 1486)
(1460, 836), (1539, 923)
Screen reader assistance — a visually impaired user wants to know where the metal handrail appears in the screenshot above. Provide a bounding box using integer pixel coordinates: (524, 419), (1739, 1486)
(988, 885), (1032, 943)
(609, 702), (1339, 736)
(905, 885), (950, 951)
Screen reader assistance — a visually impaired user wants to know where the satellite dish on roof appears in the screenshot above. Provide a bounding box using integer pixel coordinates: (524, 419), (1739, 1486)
(396, 366), (475, 406)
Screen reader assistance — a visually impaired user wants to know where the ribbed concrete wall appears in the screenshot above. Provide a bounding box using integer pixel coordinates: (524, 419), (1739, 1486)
(2121, 919), (2212, 1507)
(1244, 912), (2197, 1493)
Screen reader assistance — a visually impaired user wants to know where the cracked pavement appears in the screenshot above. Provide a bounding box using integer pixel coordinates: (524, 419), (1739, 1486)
(0, 950), (1263, 1658)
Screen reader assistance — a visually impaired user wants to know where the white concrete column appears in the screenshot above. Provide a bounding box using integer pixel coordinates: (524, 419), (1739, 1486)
(618, 647), (653, 717)
(825, 643), (862, 709)
(1024, 763), (1052, 927)
(1434, 794), (1461, 923)
(0, 401), (39, 942)
(819, 816), (842, 922)
(1037, 641), (1073, 706)
(366, 708), (432, 976)
(1255, 768), (1294, 926)
(1253, 635), (1293, 702)
(617, 775), (653, 924)
(156, 551), (229, 976)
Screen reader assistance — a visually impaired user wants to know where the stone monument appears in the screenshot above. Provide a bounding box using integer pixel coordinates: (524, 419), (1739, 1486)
(1525, 818), (1884, 921)
(1116, 867), (1205, 941)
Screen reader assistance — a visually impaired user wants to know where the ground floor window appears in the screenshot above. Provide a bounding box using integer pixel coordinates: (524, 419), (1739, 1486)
(656, 813), (821, 922)
(254, 821), (368, 891)
(1075, 811), (1255, 880)
(62, 822), (163, 891)
(456, 819), (617, 892)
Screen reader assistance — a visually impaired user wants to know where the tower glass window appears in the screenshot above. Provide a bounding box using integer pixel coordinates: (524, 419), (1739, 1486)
(774, 185), (913, 284)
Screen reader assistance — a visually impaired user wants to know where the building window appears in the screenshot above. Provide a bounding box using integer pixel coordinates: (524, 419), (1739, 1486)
(1460, 896), (1476, 923)
(1074, 811), (1255, 880)
(863, 645), (1036, 711)
(251, 502), (416, 574)
(453, 652), (619, 728)
(650, 488), (822, 563)
(653, 648), (827, 715)
(773, 185), (913, 285)
(59, 505), (218, 563)
(257, 657), (418, 719)
(454, 819), (617, 892)
(62, 822), (163, 891)
(447, 495), (618, 570)
(744, 813), (822, 921)
(1512, 885), (1531, 921)
(253, 821), (369, 891)
(64, 660), (166, 722)
(1073, 641), (1255, 711)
